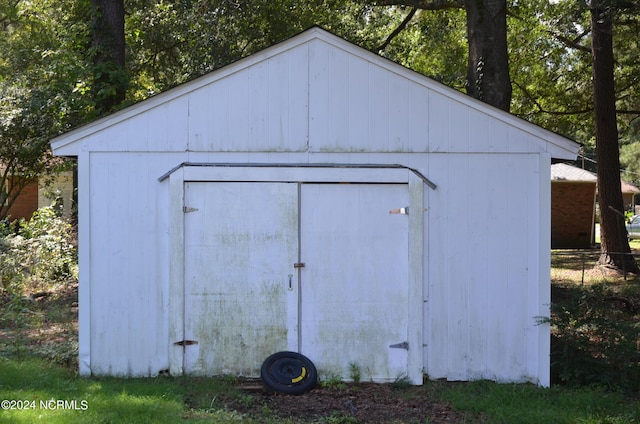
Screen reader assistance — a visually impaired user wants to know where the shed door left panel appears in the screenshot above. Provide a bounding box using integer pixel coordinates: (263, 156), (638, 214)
(183, 182), (299, 376)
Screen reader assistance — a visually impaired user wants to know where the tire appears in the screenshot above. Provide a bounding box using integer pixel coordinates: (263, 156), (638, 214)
(260, 351), (317, 395)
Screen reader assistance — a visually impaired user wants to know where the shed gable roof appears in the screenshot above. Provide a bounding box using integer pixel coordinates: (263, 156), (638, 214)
(51, 27), (579, 159)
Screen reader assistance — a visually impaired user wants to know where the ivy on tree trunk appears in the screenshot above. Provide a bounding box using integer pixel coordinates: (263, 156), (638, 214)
(90, 0), (126, 114)
(464, 0), (511, 111)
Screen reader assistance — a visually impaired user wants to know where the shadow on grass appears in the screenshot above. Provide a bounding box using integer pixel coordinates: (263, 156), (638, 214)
(551, 250), (601, 272)
(0, 356), (254, 424)
(0, 356), (187, 424)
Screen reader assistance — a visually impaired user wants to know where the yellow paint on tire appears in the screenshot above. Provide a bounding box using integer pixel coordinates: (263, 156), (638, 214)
(291, 367), (306, 383)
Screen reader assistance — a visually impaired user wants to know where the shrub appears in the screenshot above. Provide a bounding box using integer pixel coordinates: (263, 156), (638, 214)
(0, 207), (77, 356)
(0, 206), (77, 300)
(548, 284), (640, 392)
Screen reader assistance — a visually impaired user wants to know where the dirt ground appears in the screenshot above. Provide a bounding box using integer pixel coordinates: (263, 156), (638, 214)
(225, 380), (470, 423)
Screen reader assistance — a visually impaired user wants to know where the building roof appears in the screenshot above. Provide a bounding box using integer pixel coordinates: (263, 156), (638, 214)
(551, 163), (597, 182)
(551, 163), (640, 195)
(621, 180), (640, 194)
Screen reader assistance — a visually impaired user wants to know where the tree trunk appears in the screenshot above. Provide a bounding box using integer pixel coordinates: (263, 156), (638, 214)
(591, 0), (639, 273)
(464, 0), (511, 112)
(91, 0), (126, 113)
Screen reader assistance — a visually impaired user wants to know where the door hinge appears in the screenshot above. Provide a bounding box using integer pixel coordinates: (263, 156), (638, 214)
(183, 206), (199, 213)
(389, 341), (409, 350)
(174, 340), (198, 346)
(293, 262), (305, 268)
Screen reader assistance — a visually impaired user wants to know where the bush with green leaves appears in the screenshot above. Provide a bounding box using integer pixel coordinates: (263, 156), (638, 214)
(0, 207), (77, 358)
(0, 206), (77, 299)
(548, 284), (640, 392)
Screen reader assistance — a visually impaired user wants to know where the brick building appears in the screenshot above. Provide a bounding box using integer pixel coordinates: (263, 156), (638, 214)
(3, 172), (74, 221)
(5, 177), (39, 220)
(551, 163), (597, 249)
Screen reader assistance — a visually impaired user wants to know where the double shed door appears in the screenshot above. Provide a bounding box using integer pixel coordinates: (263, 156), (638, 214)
(182, 181), (410, 381)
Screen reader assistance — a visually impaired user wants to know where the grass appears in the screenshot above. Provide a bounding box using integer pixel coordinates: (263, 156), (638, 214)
(438, 380), (640, 424)
(2, 356), (640, 423)
(2, 247), (640, 422)
(0, 356), (254, 424)
(0, 357), (185, 424)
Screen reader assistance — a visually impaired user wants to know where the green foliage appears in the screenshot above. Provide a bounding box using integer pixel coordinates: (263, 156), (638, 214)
(612, 4), (640, 187)
(437, 379), (640, 424)
(619, 117), (640, 186)
(391, 373), (412, 389)
(547, 283), (640, 392)
(0, 207), (77, 293)
(0, 0), (88, 219)
(125, 1), (433, 94)
(237, 393), (255, 408)
(508, 0), (640, 187)
(0, 206), (77, 353)
(379, 8), (467, 90)
(625, 210), (634, 221)
(508, 0), (594, 142)
(317, 410), (359, 424)
(321, 372), (346, 390)
(348, 362), (361, 383)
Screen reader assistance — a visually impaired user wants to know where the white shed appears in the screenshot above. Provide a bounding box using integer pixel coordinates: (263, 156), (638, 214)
(51, 27), (579, 386)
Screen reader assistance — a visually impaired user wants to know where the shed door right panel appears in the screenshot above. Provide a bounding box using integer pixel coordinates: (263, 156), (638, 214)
(300, 183), (409, 381)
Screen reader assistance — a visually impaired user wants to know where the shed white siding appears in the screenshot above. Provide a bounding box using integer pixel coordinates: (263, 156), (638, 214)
(426, 152), (550, 381)
(52, 27), (579, 386)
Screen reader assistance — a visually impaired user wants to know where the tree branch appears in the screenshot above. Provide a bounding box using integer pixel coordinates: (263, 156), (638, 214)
(555, 29), (592, 53)
(508, 10), (591, 53)
(376, 7), (418, 52)
(371, 0), (463, 10)
(513, 84), (637, 121)
(513, 81), (593, 116)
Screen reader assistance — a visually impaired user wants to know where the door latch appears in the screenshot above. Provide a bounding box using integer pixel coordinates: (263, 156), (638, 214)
(389, 206), (409, 215)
